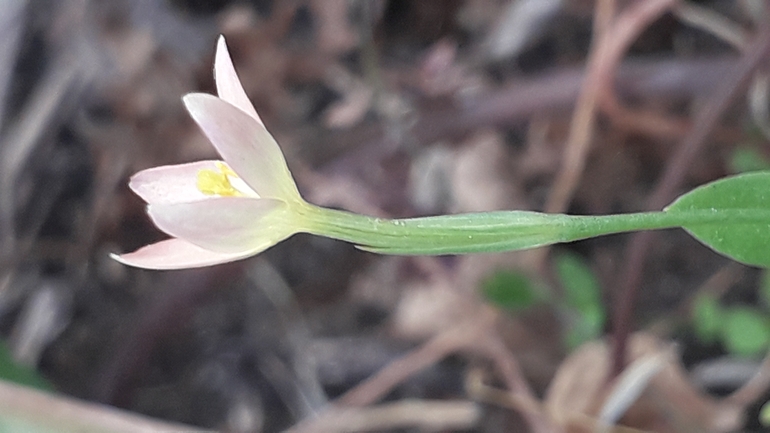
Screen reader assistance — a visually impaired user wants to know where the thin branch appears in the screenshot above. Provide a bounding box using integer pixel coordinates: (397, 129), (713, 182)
(283, 399), (479, 433)
(0, 380), (204, 433)
(545, 0), (678, 214)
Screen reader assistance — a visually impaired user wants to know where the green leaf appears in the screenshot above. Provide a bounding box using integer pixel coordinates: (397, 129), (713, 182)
(721, 307), (770, 357)
(665, 171), (770, 268)
(555, 252), (605, 348)
(692, 294), (723, 344)
(482, 270), (540, 310)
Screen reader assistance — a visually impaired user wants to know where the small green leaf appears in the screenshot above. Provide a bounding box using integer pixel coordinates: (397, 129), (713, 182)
(730, 147), (770, 173)
(564, 302), (605, 349)
(760, 400), (770, 427)
(721, 307), (770, 357)
(692, 294), (723, 344)
(555, 252), (605, 347)
(665, 171), (770, 268)
(555, 252), (602, 310)
(482, 270), (540, 310)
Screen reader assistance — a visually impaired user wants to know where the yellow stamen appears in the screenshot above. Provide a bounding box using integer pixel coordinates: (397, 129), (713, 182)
(196, 162), (242, 196)
(217, 161), (238, 178)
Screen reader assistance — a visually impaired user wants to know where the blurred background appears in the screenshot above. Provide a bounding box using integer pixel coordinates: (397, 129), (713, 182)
(1, 0), (770, 432)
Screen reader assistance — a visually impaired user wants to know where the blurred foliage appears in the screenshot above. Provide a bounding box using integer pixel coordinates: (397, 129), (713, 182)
(554, 252), (605, 349)
(692, 293), (722, 344)
(729, 147), (770, 173)
(0, 341), (50, 391)
(482, 251), (605, 350)
(691, 271), (770, 358)
(721, 307), (770, 357)
(482, 270), (541, 310)
(760, 399), (770, 427)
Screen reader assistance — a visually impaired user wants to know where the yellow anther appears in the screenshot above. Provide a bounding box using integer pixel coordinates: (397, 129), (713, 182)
(196, 163), (241, 196)
(216, 161), (238, 178)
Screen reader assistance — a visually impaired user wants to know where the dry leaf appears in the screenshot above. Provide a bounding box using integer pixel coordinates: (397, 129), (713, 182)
(545, 333), (748, 433)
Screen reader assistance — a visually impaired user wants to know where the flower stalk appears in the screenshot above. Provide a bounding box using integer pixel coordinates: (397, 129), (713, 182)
(300, 204), (767, 256)
(112, 36), (770, 270)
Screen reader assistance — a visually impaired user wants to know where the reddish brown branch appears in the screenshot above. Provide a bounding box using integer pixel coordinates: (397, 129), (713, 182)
(307, 56), (737, 177)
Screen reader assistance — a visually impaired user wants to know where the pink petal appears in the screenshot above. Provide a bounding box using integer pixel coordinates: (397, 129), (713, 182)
(111, 238), (254, 270)
(214, 36), (263, 125)
(147, 197), (295, 253)
(129, 160), (224, 205)
(183, 93), (301, 201)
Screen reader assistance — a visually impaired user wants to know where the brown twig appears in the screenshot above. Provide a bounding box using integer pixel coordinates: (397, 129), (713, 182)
(304, 55), (738, 175)
(726, 351), (770, 407)
(304, 312), (557, 433)
(601, 1), (752, 140)
(0, 380), (204, 433)
(544, 0), (678, 214)
(285, 255), (556, 433)
(335, 317), (485, 407)
(284, 399), (480, 433)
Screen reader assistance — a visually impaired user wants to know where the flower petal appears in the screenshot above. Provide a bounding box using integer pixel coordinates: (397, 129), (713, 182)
(214, 36), (263, 125)
(129, 160), (238, 205)
(111, 238), (255, 270)
(147, 197), (296, 253)
(183, 93), (301, 201)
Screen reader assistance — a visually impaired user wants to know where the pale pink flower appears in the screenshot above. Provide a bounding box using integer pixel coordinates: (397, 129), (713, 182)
(113, 37), (305, 269)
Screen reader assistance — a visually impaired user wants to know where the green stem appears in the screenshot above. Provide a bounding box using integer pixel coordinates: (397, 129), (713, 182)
(294, 203), (757, 255)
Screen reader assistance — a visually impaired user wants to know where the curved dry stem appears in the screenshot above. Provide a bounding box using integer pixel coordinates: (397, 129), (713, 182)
(545, 0), (677, 214)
